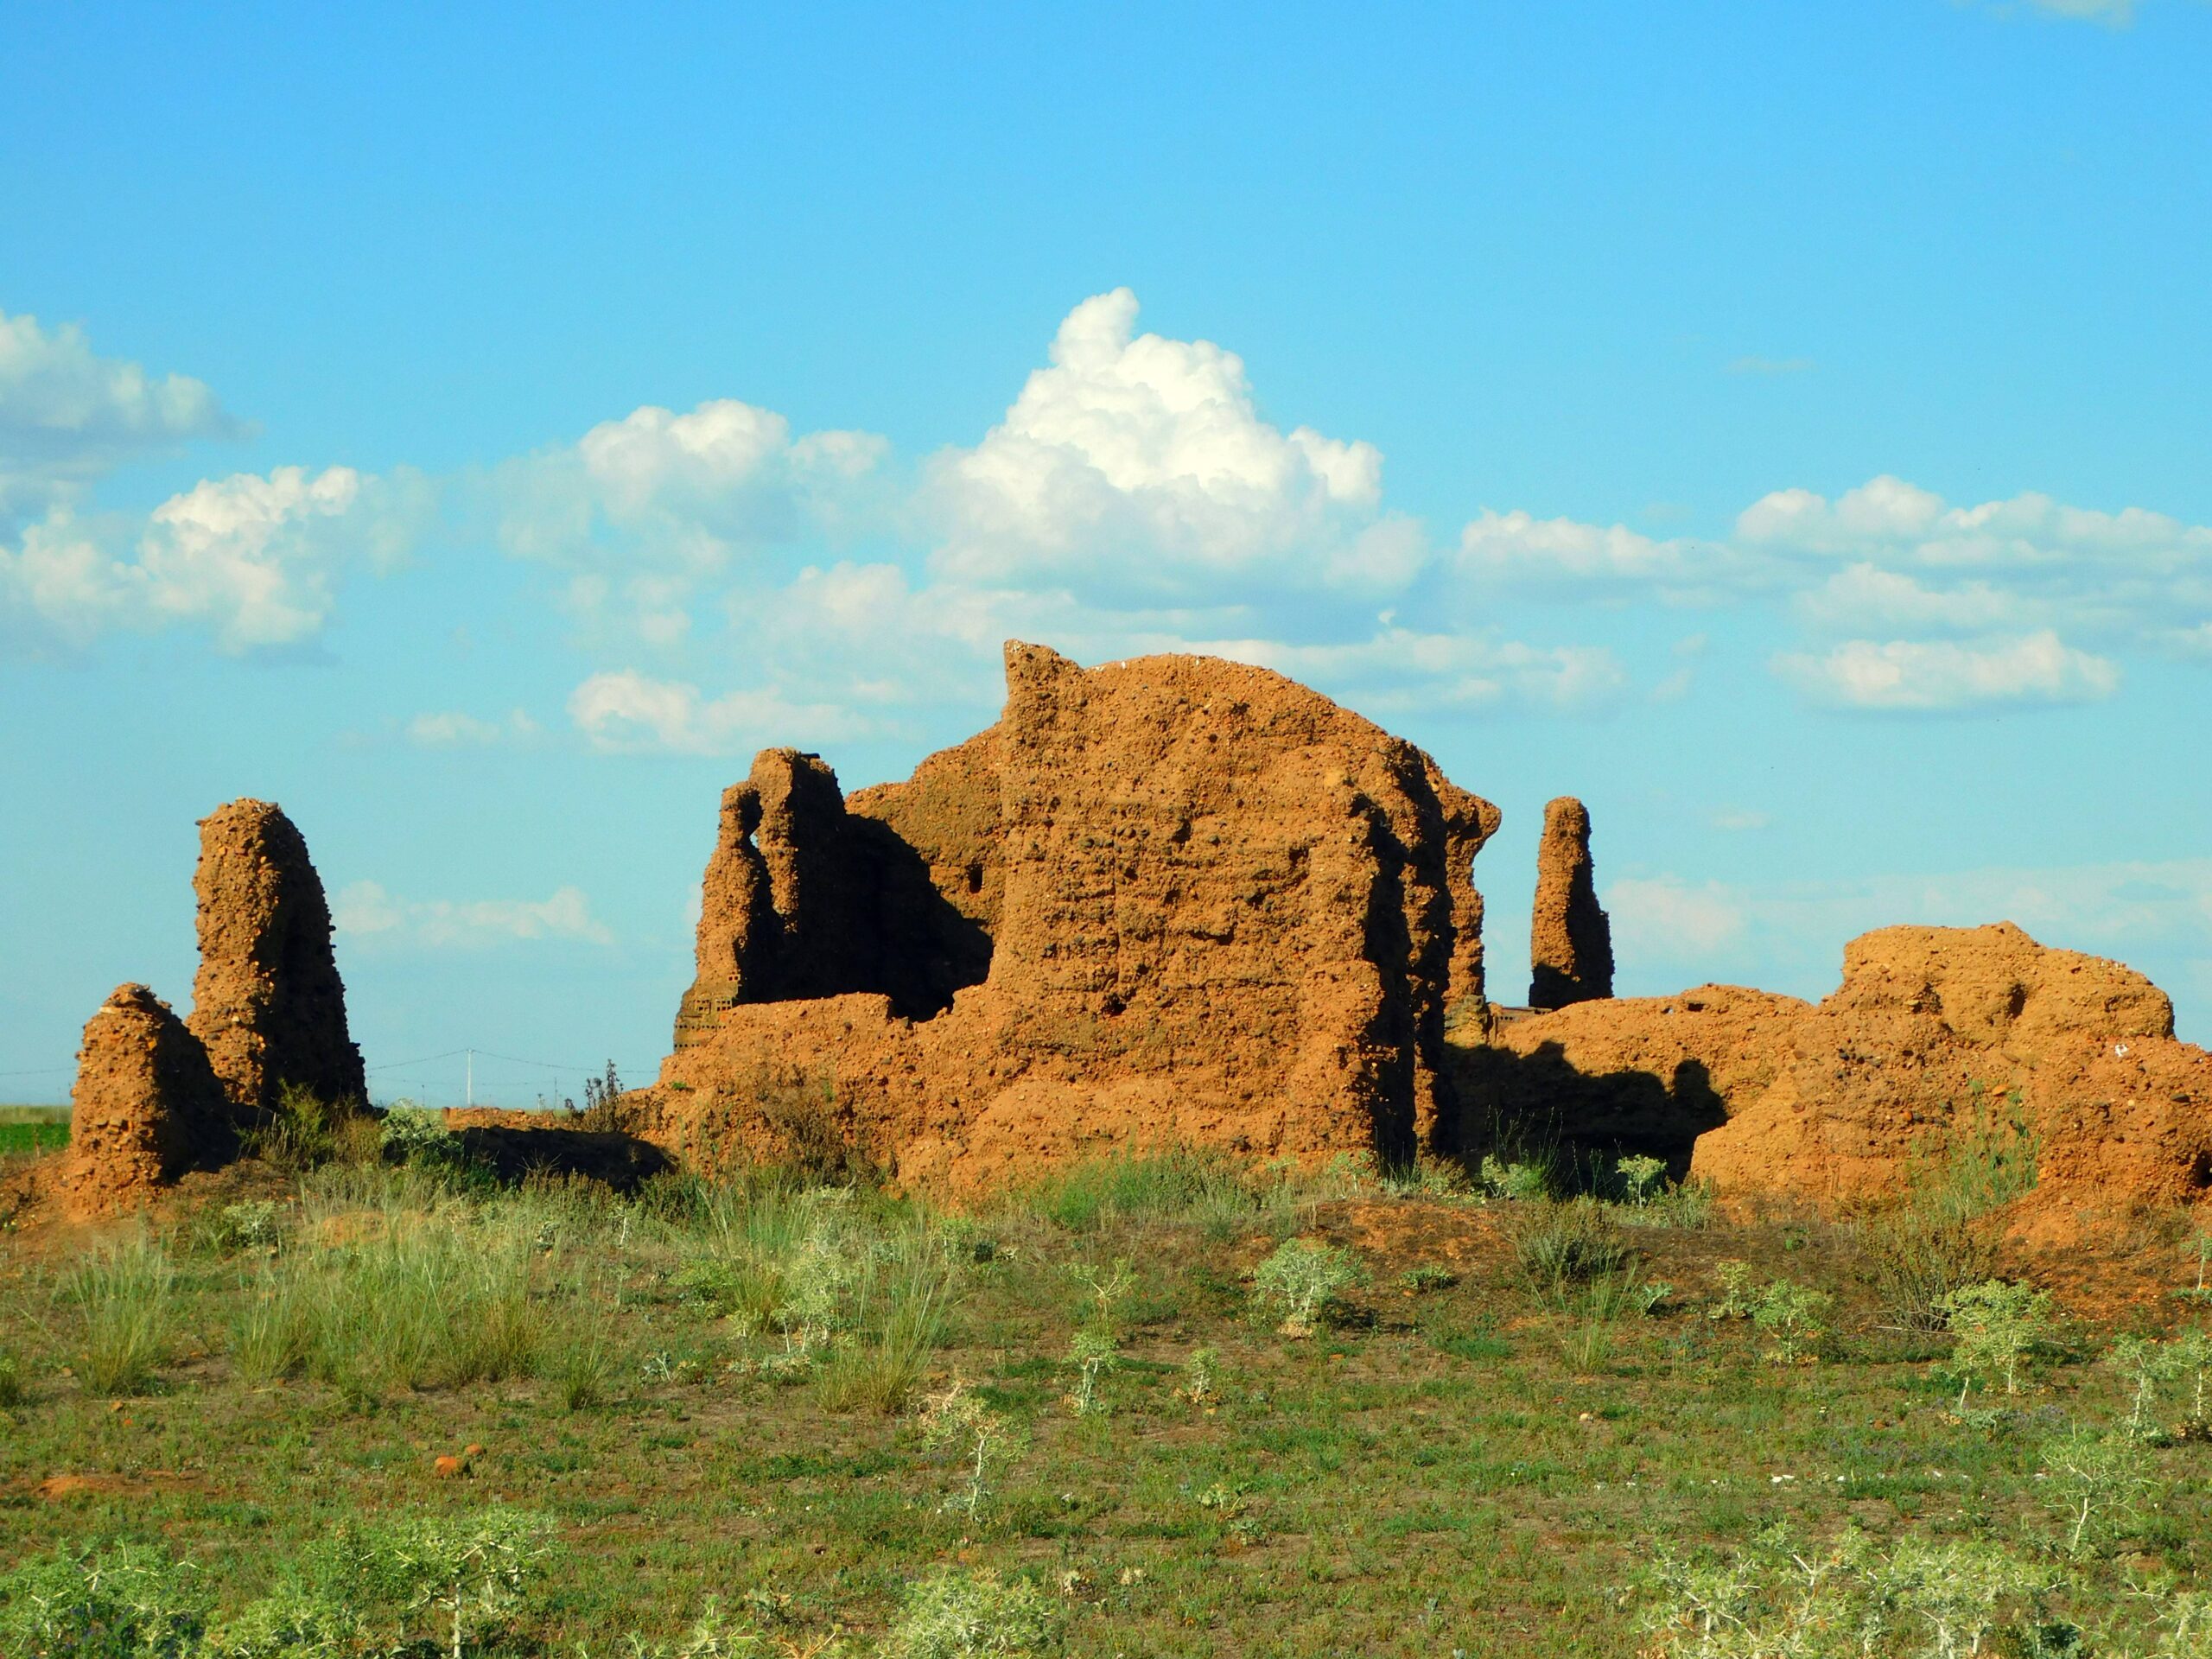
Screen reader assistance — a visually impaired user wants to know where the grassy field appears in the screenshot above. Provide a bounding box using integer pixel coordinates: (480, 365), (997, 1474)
(0, 1106), (68, 1160)
(2, 1117), (2209, 1657)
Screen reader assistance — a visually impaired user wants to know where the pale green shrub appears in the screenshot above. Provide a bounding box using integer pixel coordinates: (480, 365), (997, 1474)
(2040, 1426), (2161, 1555)
(1750, 1279), (1832, 1365)
(1063, 1326), (1119, 1417)
(1179, 1344), (1220, 1408)
(916, 1378), (1027, 1521)
(353, 1504), (552, 1659)
(2108, 1334), (2182, 1440)
(1637, 1523), (2054, 1659)
(1251, 1237), (1363, 1335)
(1939, 1280), (2056, 1407)
(1616, 1154), (1667, 1205)
(0, 1541), (207, 1658)
(881, 1568), (1061, 1659)
(1478, 1154), (1553, 1202)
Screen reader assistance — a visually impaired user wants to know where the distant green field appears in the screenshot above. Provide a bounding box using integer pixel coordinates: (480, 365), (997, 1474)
(0, 1105), (68, 1155)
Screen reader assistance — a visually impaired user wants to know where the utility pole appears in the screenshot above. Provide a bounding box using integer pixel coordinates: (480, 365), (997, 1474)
(466, 1049), (474, 1109)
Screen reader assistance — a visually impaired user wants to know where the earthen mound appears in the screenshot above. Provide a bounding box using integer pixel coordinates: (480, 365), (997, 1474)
(188, 798), (365, 1116)
(644, 641), (1501, 1186)
(1528, 795), (1612, 1009)
(1464, 922), (2211, 1209)
(62, 985), (233, 1217)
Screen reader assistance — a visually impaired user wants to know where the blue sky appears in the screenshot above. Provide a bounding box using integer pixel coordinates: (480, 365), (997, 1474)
(4, 0), (2209, 1105)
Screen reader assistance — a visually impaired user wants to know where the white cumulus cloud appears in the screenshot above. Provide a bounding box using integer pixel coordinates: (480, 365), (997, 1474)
(0, 310), (242, 534)
(929, 289), (1409, 598)
(1606, 875), (1751, 958)
(567, 668), (877, 755)
(1, 464), (429, 655)
(495, 397), (888, 643)
(332, 879), (613, 949)
(407, 708), (541, 747)
(1772, 630), (2121, 711)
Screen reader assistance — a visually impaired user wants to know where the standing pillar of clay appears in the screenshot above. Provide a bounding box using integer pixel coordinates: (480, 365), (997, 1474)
(188, 798), (366, 1116)
(1529, 795), (1613, 1010)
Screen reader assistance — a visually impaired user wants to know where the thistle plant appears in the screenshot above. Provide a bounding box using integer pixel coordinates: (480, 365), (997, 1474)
(1751, 1279), (1833, 1365)
(2107, 1334), (2181, 1440)
(1068, 1258), (1135, 1333)
(2171, 1326), (2212, 1432)
(2039, 1425), (2160, 1555)
(1064, 1325), (1120, 1417)
(1706, 1260), (1758, 1321)
(1616, 1154), (1668, 1205)
(2177, 1225), (2212, 1306)
(1939, 1280), (2056, 1408)
(917, 1377), (1027, 1521)
(358, 1505), (553, 1659)
(1179, 1345), (1220, 1408)
(1251, 1238), (1363, 1337)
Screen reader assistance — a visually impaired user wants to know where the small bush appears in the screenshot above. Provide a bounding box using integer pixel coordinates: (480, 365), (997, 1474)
(1940, 1279), (2056, 1408)
(1478, 1154), (1555, 1203)
(917, 1377), (1027, 1520)
(1614, 1154), (1668, 1205)
(0, 1541), (207, 1658)
(1250, 1238), (1364, 1336)
(1636, 1524), (2053, 1659)
(1750, 1279), (1832, 1365)
(63, 1231), (176, 1395)
(0, 1348), (23, 1408)
(882, 1568), (1062, 1659)
(1510, 1200), (1631, 1308)
(242, 1083), (374, 1175)
(1859, 1204), (2000, 1334)
(2040, 1426), (2161, 1555)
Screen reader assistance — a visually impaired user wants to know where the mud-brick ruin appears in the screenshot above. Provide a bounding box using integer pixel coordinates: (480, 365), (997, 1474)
(645, 640), (2212, 1211)
(646, 642), (1501, 1186)
(49, 638), (2212, 1219)
(60, 799), (363, 1217)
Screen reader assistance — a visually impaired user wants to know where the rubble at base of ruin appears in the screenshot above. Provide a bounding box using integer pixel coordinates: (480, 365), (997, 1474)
(645, 640), (1502, 1188)
(60, 798), (365, 1216)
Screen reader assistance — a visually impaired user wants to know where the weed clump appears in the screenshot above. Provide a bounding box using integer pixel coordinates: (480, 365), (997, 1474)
(61, 1230), (177, 1395)
(1510, 1199), (1631, 1308)
(1250, 1237), (1364, 1336)
(882, 1567), (1061, 1659)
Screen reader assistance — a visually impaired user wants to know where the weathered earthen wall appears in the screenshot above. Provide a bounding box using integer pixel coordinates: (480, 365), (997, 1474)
(1528, 795), (1612, 1010)
(1462, 922), (2211, 1209)
(651, 641), (1502, 1185)
(188, 799), (365, 1116)
(63, 984), (232, 1217)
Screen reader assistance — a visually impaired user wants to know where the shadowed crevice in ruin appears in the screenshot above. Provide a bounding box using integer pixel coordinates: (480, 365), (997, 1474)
(448, 1124), (677, 1193)
(1447, 1039), (1728, 1176)
(675, 750), (995, 1046)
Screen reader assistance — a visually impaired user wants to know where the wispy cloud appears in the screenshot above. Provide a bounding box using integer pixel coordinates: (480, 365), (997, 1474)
(333, 879), (613, 949)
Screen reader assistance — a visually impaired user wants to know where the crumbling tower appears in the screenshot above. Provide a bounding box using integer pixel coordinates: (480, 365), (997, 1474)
(1529, 795), (1613, 1010)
